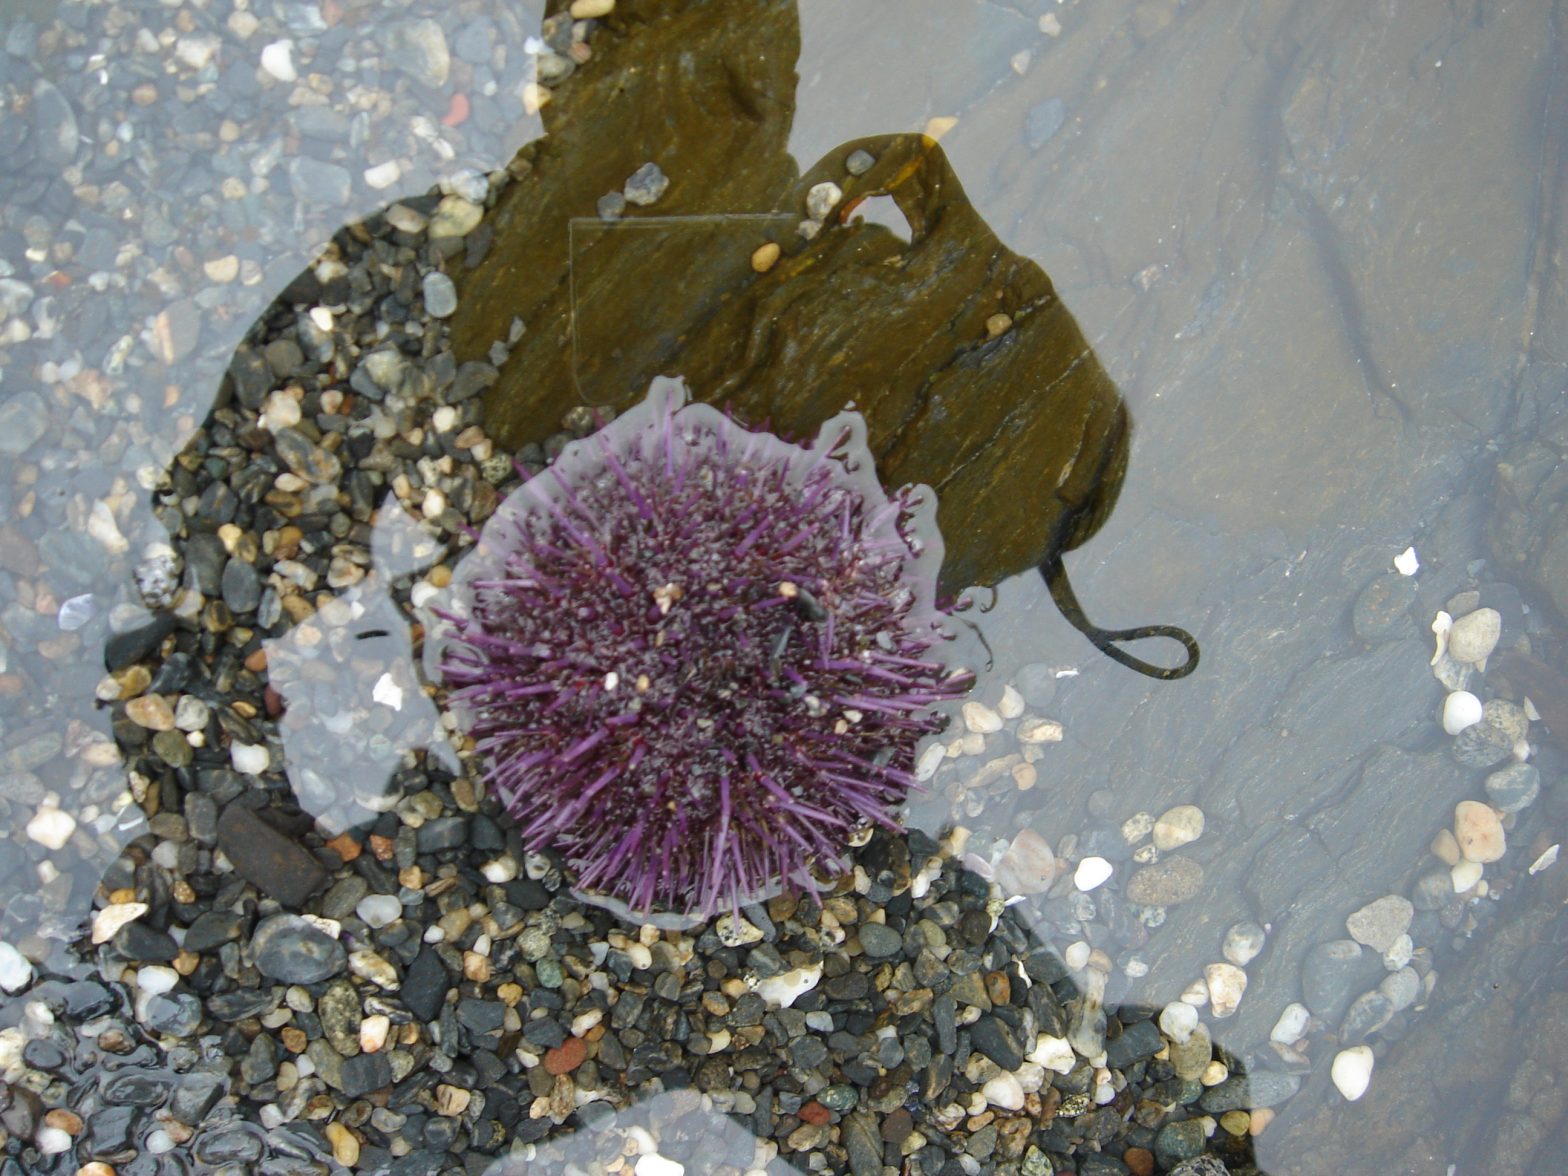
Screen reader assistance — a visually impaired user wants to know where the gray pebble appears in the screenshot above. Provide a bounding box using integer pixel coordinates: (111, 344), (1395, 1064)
(623, 161), (670, 206)
(422, 272), (458, 318)
(251, 914), (346, 984)
(857, 922), (902, 958)
(1025, 98), (1066, 150)
(845, 149), (875, 176)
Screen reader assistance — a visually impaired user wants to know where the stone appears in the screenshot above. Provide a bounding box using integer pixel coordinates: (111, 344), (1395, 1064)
(1125, 856), (1204, 905)
(1442, 690), (1483, 735)
(1330, 1045), (1374, 1101)
(1205, 963), (1247, 1018)
(1301, 940), (1380, 1022)
(1448, 607), (1501, 663)
(996, 828), (1055, 894)
(623, 162), (670, 206)
(1269, 1001), (1311, 1044)
(250, 915), (345, 984)
(970, 1015), (1024, 1070)
(423, 272), (458, 318)
(1074, 856), (1113, 891)
(0, 390), (50, 456)
(1159, 1000), (1199, 1044)
(1152, 804), (1205, 851)
(1222, 921), (1266, 966)
(218, 804), (327, 907)
(1454, 799), (1506, 863)
(0, 942), (34, 992)
(857, 922), (901, 958)
(1484, 762), (1540, 813)
(1345, 894), (1414, 954)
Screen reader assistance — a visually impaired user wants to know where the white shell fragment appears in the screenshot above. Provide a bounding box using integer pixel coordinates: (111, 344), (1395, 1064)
(1393, 546), (1419, 576)
(1529, 844), (1560, 875)
(1331, 1045), (1375, 1101)
(1430, 611), (1452, 666)
(1441, 691), (1483, 735)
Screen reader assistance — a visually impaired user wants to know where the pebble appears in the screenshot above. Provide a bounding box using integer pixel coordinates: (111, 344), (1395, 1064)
(324, 1122), (360, 1167)
(995, 829), (1055, 895)
(751, 242), (781, 273)
(1204, 963), (1247, 1018)
(429, 196), (484, 239)
(1448, 607), (1502, 663)
(962, 700), (1004, 733)
(805, 181), (842, 221)
(635, 1156), (684, 1176)
(857, 922), (902, 957)
(1125, 856), (1204, 905)
(1451, 858), (1484, 893)
(1074, 856), (1113, 891)
(0, 942), (34, 993)
(1441, 690), (1483, 735)
(1454, 799), (1506, 863)
(623, 162), (670, 206)
(1345, 894), (1414, 954)
(571, 0), (616, 17)
(423, 272), (458, 318)
(1269, 1002), (1310, 1045)
(1153, 804), (1205, 851)
(982, 1071), (1025, 1110)
(846, 148), (875, 175)
(1222, 922), (1265, 967)
(251, 915), (346, 984)
(356, 895), (403, 929)
(26, 806), (75, 850)
(360, 1015), (390, 1053)
(1017, 717), (1065, 744)
(1158, 1000), (1199, 1044)
(93, 902), (150, 945)
(260, 40), (297, 82)
(1331, 1045), (1375, 1101)
(231, 742), (270, 775)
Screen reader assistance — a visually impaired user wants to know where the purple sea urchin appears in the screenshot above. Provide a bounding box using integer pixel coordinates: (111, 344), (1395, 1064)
(432, 377), (968, 918)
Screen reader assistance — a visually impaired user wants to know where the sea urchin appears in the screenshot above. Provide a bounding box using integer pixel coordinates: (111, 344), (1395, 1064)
(431, 377), (969, 918)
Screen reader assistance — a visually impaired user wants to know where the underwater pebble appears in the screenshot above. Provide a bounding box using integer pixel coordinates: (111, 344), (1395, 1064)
(995, 828), (1055, 895)
(1205, 963), (1247, 1018)
(260, 39), (297, 82)
(1222, 922), (1266, 967)
(754, 963), (821, 1007)
(963, 700), (1003, 734)
(1450, 859), (1483, 893)
(1153, 804), (1205, 851)
(983, 1071), (1025, 1110)
(356, 895), (403, 929)
(805, 181), (842, 221)
(634, 1156), (684, 1176)
(1447, 607), (1501, 664)
(1441, 691), (1483, 735)
(1269, 1002), (1310, 1045)
(1454, 800), (1505, 863)
(1344, 895), (1414, 955)
(0, 942), (34, 993)
(1159, 1000), (1199, 1044)
(1074, 856), (1113, 891)
(1028, 1033), (1076, 1074)
(27, 806), (75, 850)
(1331, 1045), (1374, 1101)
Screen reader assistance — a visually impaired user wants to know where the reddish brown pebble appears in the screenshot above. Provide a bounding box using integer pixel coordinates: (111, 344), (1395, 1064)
(244, 648), (269, 672)
(797, 1101), (831, 1126)
(1123, 1147), (1154, 1176)
(543, 1036), (587, 1075)
(369, 835), (396, 862)
(325, 832), (362, 863)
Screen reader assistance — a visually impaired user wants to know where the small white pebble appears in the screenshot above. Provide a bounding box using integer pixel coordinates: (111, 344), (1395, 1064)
(1027, 1033), (1076, 1074)
(634, 1155), (684, 1176)
(1331, 1045), (1374, 1101)
(1441, 691), (1483, 735)
(1393, 546), (1419, 576)
(259, 39), (297, 82)
(481, 856), (519, 884)
(35, 1126), (73, 1156)
(231, 742), (269, 775)
(92, 902), (149, 945)
(962, 700), (1003, 734)
(1158, 1000), (1199, 1044)
(982, 1071), (1025, 1111)
(145, 1128), (176, 1155)
(0, 942), (34, 993)
(1269, 1001), (1311, 1045)
(805, 181), (842, 221)
(26, 807), (76, 851)
(137, 965), (179, 996)
(1073, 856), (1113, 891)
(365, 160), (402, 190)
(356, 895), (403, 929)
(360, 1014), (391, 1053)
(1063, 940), (1091, 970)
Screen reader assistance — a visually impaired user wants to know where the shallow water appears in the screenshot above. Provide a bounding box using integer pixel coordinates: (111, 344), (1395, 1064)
(1, 0), (1565, 1173)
